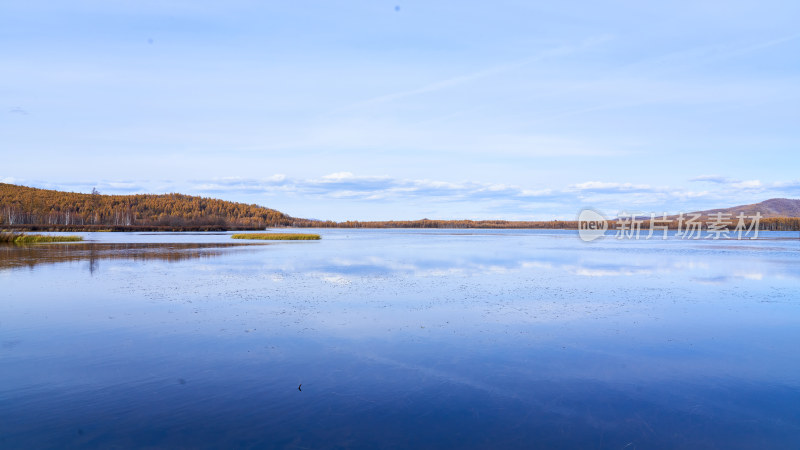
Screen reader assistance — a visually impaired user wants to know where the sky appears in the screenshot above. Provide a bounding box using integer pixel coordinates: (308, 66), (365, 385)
(2, 1), (799, 221)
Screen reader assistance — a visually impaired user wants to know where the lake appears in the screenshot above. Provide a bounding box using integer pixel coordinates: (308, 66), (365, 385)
(1, 229), (799, 448)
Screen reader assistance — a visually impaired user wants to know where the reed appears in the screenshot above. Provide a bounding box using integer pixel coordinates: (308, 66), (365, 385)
(0, 232), (83, 244)
(231, 233), (320, 241)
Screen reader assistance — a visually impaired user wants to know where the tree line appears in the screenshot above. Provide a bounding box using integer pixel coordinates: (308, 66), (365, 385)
(0, 183), (580, 230)
(2, 183), (799, 231)
(0, 183), (299, 229)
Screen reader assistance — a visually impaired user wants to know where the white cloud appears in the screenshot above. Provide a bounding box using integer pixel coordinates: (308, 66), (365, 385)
(689, 175), (732, 184)
(320, 172), (357, 182)
(670, 190), (711, 199)
(569, 181), (656, 193)
(690, 176), (763, 190)
(732, 180), (762, 189)
(4, 173), (798, 221)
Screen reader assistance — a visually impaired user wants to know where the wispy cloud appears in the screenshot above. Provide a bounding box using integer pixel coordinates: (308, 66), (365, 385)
(568, 181), (658, 194)
(772, 180), (800, 194)
(330, 35), (613, 114)
(732, 180), (763, 189)
(690, 175), (763, 190)
(5, 173), (798, 220)
(690, 175), (732, 184)
(712, 31), (800, 62)
(192, 173), (563, 204)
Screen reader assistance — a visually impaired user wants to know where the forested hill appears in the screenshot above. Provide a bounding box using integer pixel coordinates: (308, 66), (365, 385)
(3, 183), (799, 231)
(0, 183), (579, 230)
(689, 198), (800, 218)
(0, 183), (306, 229)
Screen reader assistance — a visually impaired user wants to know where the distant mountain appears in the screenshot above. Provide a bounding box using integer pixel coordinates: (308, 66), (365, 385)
(690, 198), (800, 218)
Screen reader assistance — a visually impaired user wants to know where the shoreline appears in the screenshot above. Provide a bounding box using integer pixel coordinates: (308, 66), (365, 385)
(4, 223), (799, 232)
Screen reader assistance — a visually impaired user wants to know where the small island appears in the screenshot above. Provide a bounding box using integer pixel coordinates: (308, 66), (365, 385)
(0, 232), (83, 244)
(231, 233), (321, 241)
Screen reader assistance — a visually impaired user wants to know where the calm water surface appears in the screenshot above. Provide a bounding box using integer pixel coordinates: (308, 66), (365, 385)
(1, 229), (799, 448)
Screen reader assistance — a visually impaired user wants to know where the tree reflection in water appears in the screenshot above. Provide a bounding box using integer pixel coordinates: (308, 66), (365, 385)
(0, 242), (266, 273)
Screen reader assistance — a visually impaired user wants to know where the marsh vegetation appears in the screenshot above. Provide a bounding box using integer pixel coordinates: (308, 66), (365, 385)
(231, 233), (321, 240)
(0, 232), (83, 244)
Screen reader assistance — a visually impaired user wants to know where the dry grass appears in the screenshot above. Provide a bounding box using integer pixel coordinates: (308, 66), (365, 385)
(0, 232), (83, 244)
(231, 233), (320, 241)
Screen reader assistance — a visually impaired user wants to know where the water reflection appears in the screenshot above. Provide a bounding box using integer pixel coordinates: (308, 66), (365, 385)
(260, 252), (799, 283)
(0, 242), (264, 272)
(1, 231), (799, 448)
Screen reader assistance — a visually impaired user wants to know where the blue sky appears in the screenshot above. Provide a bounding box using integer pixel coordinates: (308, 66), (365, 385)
(2, 1), (799, 220)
